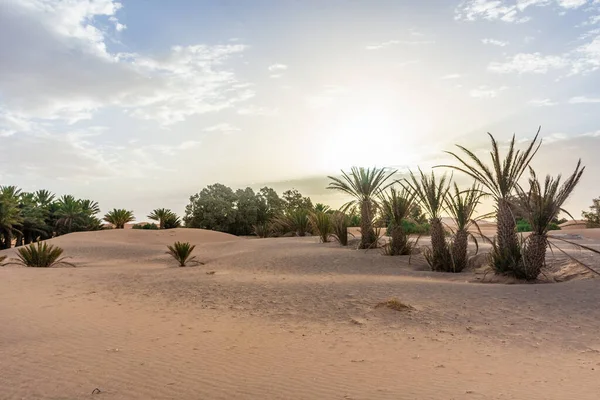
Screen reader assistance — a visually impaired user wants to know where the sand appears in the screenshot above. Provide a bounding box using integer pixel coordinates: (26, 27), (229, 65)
(2, 228), (600, 399)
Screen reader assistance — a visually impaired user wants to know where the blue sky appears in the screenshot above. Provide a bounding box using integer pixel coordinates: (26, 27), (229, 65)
(1, 0), (600, 219)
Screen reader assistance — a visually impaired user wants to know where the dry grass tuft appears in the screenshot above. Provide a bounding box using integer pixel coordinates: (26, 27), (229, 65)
(375, 298), (413, 312)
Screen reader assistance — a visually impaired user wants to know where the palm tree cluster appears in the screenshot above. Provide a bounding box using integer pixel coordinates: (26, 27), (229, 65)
(327, 128), (586, 280)
(0, 187), (103, 249)
(147, 208), (181, 229)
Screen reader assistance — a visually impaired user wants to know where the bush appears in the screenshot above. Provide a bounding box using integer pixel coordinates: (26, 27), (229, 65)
(401, 220), (430, 235)
(309, 211), (333, 243)
(253, 222), (272, 238)
(166, 241), (198, 267)
(516, 219), (531, 232)
(331, 211), (351, 246)
(11, 242), (74, 268)
(132, 223), (159, 230)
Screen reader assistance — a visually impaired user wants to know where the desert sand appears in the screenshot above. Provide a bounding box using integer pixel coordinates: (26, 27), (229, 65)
(2, 228), (600, 399)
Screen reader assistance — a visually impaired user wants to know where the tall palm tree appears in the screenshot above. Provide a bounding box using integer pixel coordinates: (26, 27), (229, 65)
(0, 190), (22, 249)
(16, 192), (46, 246)
(444, 182), (486, 272)
(327, 167), (396, 249)
(439, 129), (541, 275)
(516, 161), (584, 280)
(104, 209), (135, 229)
(148, 208), (172, 229)
(405, 169), (451, 271)
(55, 195), (83, 234)
(379, 186), (416, 255)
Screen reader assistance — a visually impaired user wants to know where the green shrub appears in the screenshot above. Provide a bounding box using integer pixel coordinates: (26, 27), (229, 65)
(331, 211), (351, 246)
(401, 220), (430, 235)
(11, 242), (74, 268)
(132, 223), (159, 230)
(166, 241), (198, 267)
(516, 219), (531, 232)
(253, 222), (272, 238)
(309, 211), (333, 243)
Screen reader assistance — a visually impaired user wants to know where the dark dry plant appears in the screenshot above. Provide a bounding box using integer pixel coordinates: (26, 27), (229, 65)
(309, 211), (333, 243)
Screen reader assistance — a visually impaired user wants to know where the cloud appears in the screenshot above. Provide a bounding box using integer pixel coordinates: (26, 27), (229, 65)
(528, 98), (558, 106)
(482, 38), (509, 46)
(455, 0), (590, 23)
(0, 0), (253, 126)
(268, 64), (288, 72)
(488, 53), (569, 74)
(305, 85), (350, 109)
(568, 96), (600, 103)
(469, 85), (508, 98)
(237, 105), (279, 116)
(441, 73), (463, 79)
(203, 123), (241, 133)
(365, 39), (434, 50)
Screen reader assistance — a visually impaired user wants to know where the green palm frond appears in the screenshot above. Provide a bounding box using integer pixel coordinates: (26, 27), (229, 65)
(444, 182), (486, 232)
(8, 242), (75, 268)
(404, 169), (451, 219)
(327, 167), (396, 204)
(103, 209), (135, 229)
(166, 241), (198, 267)
(309, 211), (333, 243)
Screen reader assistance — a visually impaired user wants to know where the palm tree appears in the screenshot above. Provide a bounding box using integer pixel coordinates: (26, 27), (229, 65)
(16, 192), (46, 246)
(0, 189), (22, 249)
(439, 129), (541, 275)
(34, 190), (55, 208)
(103, 209), (135, 229)
(327, 167), (396, 249)
(405, 169), (451, 271)
(444, 182), (486, 272)
(148, 208), (172, 229)
(379, 186), (416, 255)
(54, 195), (83, 234)
(516, 161), (584, 280)
(163, 211), (181, 229)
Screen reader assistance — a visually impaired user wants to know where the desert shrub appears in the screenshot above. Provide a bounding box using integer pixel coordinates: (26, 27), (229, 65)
(166, 241), (198, 267)
(309, 211), (333, 243)
(401, 220), (430, 235)
(274, 209), (310, 237)
(11, 242), (74, 268)
(253, 222), (272, 238)
(375, 298), (413, 311)
(516, 219), (531, 232)
(331, 211), (351, 246)
(132, 223), (159, 230)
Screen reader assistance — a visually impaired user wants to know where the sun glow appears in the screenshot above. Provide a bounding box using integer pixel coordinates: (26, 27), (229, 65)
(321, 105), (427, 171)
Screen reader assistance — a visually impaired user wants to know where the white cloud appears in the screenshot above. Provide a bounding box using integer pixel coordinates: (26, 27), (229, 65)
(268, 64), (288, 72)
(488, 53), (569, 73)
(568, 96), (600, 103)
(441, 73), (463, 79)
(305, 85), (350, 109)
(469, 85), (508, 98)
(482, 38), (509, 46)
(528, 98), (558, 106)
(365, 39), (434, 50)
(456, 0), (590, 22)
(237, 105), (279, 116)
(0, 0), (253, 126)
(203, 123), (241, 133)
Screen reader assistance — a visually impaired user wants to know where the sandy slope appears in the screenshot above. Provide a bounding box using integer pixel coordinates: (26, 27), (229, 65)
(2, 229), (600, 399)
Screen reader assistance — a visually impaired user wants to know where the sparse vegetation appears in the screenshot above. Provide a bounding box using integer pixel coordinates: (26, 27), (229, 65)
(375, 298), (413, 312)
(309, 211), (333, 243)
(331, 211), (351, 246)
(582, 196), (600, 228)
(0, 255), (6, 265)
(8, 242), (74, 268)
(440, 130), (541, 277)
(406, 170), (452, 271)
(166, 241), (199, 267)
(132, 223), (159, 230)
(328, 167), (396, 249)
(148, 208), (180, 229)
(379, 187), (416, 256)
(253, 222), (272, 238)
(515, 160), (584, 280)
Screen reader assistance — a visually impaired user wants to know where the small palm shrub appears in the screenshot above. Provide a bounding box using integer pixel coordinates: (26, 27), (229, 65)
(253, 222), (272, 238)
(132, 223), (159, 230)
(166, 241), (198, 267)
(11, 242), (74, 268)
(274, 209), (311, 237)
(309, 211), (333, 243)
(331, 211), (351, 246)
(379, 187), (415, 256)
(163, 212), (181, 229)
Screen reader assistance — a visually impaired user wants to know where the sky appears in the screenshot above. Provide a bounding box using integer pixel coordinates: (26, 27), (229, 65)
(1, 0), (600, 220)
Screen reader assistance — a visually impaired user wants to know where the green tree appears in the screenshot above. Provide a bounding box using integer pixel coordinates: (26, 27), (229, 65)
(184, 183), (237, 232)
(256, 187), (284, 223)
(379, 186), (415, 256)
(582, 197), (600, 227)
(233, 188), (260, 235)
(0, 187), (23, 249)
(148, 208), (172, 229)
(282, 189), (313, 212)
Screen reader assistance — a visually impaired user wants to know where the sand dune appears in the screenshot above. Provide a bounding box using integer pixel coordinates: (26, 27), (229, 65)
(2, 229), (600, 399)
